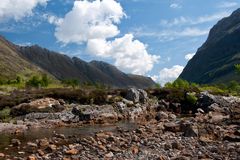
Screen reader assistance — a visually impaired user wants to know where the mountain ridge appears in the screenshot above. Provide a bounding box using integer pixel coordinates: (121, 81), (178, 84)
(0, 37), (155, 88)
(179, 8), (240, 84)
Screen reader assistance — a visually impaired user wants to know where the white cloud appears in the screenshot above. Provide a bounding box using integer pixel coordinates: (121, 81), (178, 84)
(217, 2), (238, 8)
(54, 0), (125, 44)
(170, 3), (182, 9)
(0, 0), (49, 22)
(160, 11), (231, 27)
(50, 0), (159, 75)
(43, 14), (63, 25)
(159, 65), (184, 85)
(87, 34), (160, 75)
(133, 27), (209, 41)
(185, 53), (195, 60)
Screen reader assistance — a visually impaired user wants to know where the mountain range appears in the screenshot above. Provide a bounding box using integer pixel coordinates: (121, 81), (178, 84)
(0, 36), (155, 88)
(180, 8), (240, 84)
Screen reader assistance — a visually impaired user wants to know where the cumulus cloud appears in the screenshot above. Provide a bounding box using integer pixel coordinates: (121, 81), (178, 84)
(87, 34), (160, 75)
(50, 0), (159, 75)
(185, 53), (195, 60)
(170, 3), (182, 9)
(0, 0), (49, 22)
(54, 0), (125, 44)
(159, 65), (184, 85)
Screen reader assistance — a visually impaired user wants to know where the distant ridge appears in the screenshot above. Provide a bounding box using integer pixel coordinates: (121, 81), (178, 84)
(179, 8), (240, 84)
(4, 39), (156, 88)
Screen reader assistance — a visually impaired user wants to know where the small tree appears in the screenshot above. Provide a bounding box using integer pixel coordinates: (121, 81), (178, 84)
(235, 64), (240, 74)
(41, 74), (50, 87)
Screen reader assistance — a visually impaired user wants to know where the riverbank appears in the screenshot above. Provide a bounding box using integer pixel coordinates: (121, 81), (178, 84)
(0, 88), (239, 159)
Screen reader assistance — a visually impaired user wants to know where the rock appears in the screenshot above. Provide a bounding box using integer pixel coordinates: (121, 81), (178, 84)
(105, 152), (114, 158)
(52, 104), (65, 112)
(0, 153), (5, 158)
(169, 103), (181, 113)
(223, 135), (240, 142)
(197, 108), (205, 114)
(126, 88), (140, 103)
(110, 146), (121, 152)
(168, 113), (177, 120)
(155, 111), (168, 121)
(27, 155), (37, 160)
(54, 133), (66, 139)
(98, 145), (107, 151)
(65, 149), (78, 155)
(138, 89), (148, 103)
(171, 141), (183, 150)
(27, 142), (38, 149)
(37, 149), (45, 156)
(164, 122), (180, 132)
(46, 144), (57, 152)
(11, 98), (61, 116)
(182, 123), (198, 137)
(131, 146), (139, 154)
(38, 138), (49, 148)
(11, 139), (21, 146)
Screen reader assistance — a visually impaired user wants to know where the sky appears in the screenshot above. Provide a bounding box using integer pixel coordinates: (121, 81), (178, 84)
(0, 0), (239, 85)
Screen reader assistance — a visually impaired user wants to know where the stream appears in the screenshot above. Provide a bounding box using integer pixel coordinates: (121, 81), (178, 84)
(0, 121), (138, 154)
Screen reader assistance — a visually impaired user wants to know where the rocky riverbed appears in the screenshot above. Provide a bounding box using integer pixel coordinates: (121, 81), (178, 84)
(0, 88), (239, 159)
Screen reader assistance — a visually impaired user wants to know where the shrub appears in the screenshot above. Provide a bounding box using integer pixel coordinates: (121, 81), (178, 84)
(61, 79), (79, 88)
(0, 107), (11, 121)
(186, 93), (198, 105)
(26, 74), (50, 88)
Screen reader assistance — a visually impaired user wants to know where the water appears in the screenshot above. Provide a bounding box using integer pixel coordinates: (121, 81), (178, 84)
(0, 121), (138, 153)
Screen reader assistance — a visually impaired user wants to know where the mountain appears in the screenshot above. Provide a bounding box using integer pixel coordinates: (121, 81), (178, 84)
(0, 36), (48, 81)
(15, 43), (155, 88)
(179, 8), (240, 84)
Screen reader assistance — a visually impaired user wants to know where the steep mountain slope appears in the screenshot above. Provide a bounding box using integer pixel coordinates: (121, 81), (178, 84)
(179, 8), (240, 84)
(0, 36), (48, 81)
(17, 45), (155, 88)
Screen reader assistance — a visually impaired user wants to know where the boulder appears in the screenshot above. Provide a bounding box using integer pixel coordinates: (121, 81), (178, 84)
(11, 98), (63, 116)
(126, 88), (140, 103)
(138, 89), (148, 103)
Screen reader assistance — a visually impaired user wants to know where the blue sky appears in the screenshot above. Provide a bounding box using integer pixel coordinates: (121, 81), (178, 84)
(0, 0), (239, 84)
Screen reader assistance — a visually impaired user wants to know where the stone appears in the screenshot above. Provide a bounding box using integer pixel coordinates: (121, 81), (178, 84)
(0, 153), (5, 158)
(65, 149), (78, 155)
(46, 144), (57, 152)
(171, 141), (183, 150)
(37, 149), (45, 156)
(27, 142), (38, 148)
(155, 111), (168, 121)
(182, 123), (198, 137)
(131, 146), (139, 154)
(110, 146), (121, 152)
(11, 139), (21, 146)
(105, 152), (114, 158)
(138, 89), (148, 103)
(126, 88), (140, 103)
(27, 155), (37, 160)
(38, 138), (49, 148)
(164, 122), (180, 132)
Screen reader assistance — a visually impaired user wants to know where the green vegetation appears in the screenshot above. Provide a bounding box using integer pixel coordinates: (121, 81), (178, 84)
(186, 93), (198, 105)
(235, 64), (240, 74)
(26, 74), (51, 88)
(162, 78), (240, 96)
(0, 107), (11, 122)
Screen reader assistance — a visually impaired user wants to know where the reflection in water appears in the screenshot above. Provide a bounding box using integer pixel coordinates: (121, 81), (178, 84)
(0, 121), (138, 152)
